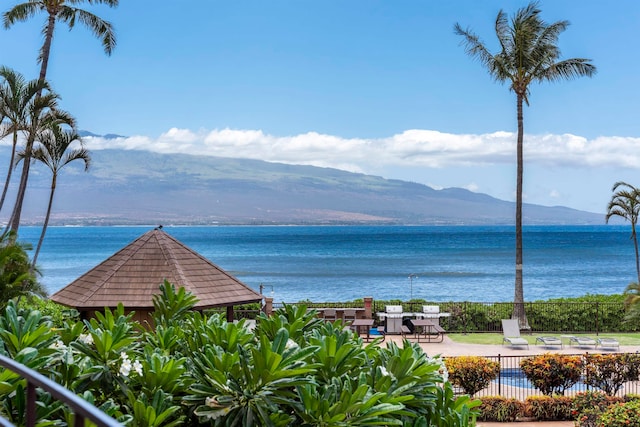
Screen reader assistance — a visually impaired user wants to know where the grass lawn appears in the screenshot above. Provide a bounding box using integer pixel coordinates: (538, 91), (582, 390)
(448, 332), (640, 346)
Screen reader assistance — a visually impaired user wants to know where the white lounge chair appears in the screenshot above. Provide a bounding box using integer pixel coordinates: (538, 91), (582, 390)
(568, 335), (597, 349)
(596, 337), (620, 350)
(535, 336), (563, 348)
(501, 319), (529, 349)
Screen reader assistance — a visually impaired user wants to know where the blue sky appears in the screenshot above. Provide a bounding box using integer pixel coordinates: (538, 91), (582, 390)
(2, 0), (640, 214)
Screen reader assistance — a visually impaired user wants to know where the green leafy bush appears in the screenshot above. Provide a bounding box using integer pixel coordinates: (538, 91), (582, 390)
(583, 353), (640, 395)
(572, 391), (623, 427)
(0, 282), (481, 426)
(575, 407), (604, 427)
(476, 396), (523, 422)
(572, 390), (622, 415)
(598, 400), (640, 427)
(525, 395), (573, 421)
(520, 354), (583, 395)
(444, 356), (500, 396)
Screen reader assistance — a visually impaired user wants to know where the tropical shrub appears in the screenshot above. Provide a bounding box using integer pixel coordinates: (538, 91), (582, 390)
(476, 396), (523, 422)
(598, 400), (640, 427)
(572, 391), (624, 427)
(572, 390), (621, 415)
(575, 407), (604, 427)
(524, 395), (573, 421)
(520, 354), (583, 395)
(445, 356), (500, 396)
(0, 282), (481, 426)
(583, 353), (640, 395)
(0, 231), (42, 310)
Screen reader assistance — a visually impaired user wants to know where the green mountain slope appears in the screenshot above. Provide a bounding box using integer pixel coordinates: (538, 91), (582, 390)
(8, 148), (603, 226)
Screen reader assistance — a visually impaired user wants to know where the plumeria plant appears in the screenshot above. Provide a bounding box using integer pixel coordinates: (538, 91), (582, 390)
(0, 282), (479, 426)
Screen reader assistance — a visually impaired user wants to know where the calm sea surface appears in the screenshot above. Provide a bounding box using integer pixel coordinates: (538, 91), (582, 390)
(16, 225), (636, 303)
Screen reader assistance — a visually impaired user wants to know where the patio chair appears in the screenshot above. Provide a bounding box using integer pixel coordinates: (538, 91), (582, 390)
(343, 309), (357, 330)
(501, 319), (529, 349)
(568, 335), (597, 349)
(596, 337), (620, 350)
(323, 308), (337, 322)
(535, 336), (563, 349)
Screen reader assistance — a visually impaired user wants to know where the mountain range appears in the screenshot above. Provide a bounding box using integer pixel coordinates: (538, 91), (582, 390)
(4, 144), (604, 226)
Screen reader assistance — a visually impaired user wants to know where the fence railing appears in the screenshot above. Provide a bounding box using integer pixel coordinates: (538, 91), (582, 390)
(0, 354), (122, 427)
(464, 353), (640, 400)
(270, 300), (632, 334)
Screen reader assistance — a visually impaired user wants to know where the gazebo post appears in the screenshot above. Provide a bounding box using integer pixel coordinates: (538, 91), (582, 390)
(226, 306), (234, 322)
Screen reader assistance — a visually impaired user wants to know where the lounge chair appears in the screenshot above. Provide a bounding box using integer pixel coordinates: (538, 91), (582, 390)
(568, 335), (597, 349)
(536, 336), (563, 348)
(596, 337), (620, 350)
(501, 319), (529, 349)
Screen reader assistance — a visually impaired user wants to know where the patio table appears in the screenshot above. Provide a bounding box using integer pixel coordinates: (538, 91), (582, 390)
(351, 319), (375, 342)
(410, 319), (446, 343)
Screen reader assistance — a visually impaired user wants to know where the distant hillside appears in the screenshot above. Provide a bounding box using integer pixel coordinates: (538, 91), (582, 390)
(3, 147), (604, 226)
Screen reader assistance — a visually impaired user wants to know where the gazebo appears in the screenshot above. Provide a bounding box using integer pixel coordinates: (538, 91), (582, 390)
(50, 227), (263, 324)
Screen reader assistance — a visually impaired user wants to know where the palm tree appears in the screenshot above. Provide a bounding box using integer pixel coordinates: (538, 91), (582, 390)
(623, 282), (640, 323)
(0, 67), (49, 214)
(7, 90), (75, 233)
(3, 0), (118, 85)
(19, 122), (90, 265)
(454, 2), (596, 328)
(3, 0), (117, 231)
(606, 181), (640, 284)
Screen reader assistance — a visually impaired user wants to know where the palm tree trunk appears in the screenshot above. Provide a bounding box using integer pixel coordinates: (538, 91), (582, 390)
(39, 15), (56, 84)
(9, 131), (36, 233)
(512, 92), (529, 330)
(10, 17), (57, 234)
(633, 225), (640, 284)
(0, 131), (18, 213)
(32, 175), (56, 266)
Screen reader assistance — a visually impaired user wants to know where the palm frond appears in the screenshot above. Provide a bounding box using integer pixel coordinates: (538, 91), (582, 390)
(2, 1), (42, 29)
(58, 7), (116, 54)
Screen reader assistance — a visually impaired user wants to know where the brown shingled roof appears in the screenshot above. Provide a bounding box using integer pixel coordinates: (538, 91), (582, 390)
(50, 228), (263, 310)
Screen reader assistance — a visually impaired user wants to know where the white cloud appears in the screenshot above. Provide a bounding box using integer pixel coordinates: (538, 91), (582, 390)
(80, 127), (640, 175)
(549, 189), (561, 199)
(464, 183), (479, 192)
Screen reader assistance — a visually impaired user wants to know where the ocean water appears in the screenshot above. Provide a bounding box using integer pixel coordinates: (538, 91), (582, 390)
(16, 225), (637, 303)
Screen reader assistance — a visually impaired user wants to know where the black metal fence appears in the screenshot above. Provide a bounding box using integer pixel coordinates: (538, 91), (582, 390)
(465, 353), (640, 400)
(269, 300), (632, 334)
(372, 301), (631, 334)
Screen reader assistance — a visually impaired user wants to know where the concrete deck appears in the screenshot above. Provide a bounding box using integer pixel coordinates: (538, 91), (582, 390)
(379, 334), (640, 357)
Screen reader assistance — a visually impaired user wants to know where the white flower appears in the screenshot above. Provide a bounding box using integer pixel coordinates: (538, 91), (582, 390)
(379, 366), (390, 377)
(133, 360), (143, 376)
(119, 358), (132, 377)
(120, 352), (129, 361)
(78, 334), (93, 345)
(49, 340), (66, 350)
(428, 356), (449, 383)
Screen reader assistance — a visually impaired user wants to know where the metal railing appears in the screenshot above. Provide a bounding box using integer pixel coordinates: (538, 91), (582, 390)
(0, 354), (122, 427)
(451, 353), (640, 400)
